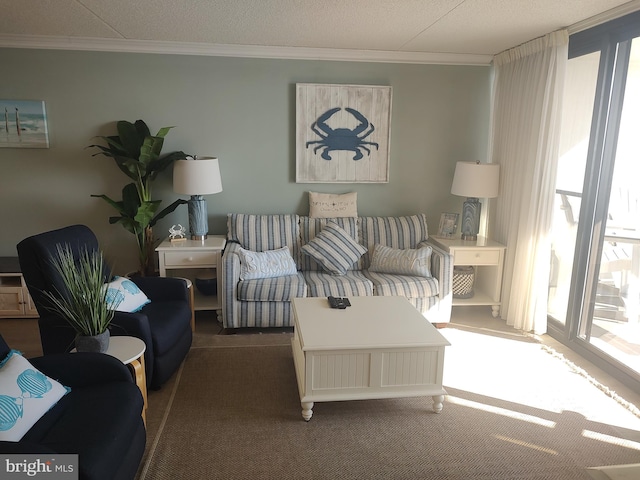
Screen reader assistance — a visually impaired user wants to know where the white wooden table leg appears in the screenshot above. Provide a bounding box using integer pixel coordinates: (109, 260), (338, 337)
(432, 395), (444, 413)
(301, 402), (314, 421)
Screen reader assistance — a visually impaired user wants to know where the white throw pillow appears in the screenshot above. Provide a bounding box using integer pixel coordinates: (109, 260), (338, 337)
(368, 244), (432, 277)
(239, 246), (298, 281)
(104, 276), (150, 313)
(301, 222), (367, 275)
(309, 192), (358, 218)
(0, 350), (70, 441)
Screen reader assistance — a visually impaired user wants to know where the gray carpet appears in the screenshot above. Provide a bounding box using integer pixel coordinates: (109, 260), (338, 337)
(138, 328), (640, 479)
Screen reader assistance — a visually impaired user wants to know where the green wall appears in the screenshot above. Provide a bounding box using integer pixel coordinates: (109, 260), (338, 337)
(0, 48), (491, 274)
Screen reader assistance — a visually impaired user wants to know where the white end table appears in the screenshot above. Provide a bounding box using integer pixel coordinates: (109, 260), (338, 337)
(156, 236), (227, 323)
(429, 236), (506, 317)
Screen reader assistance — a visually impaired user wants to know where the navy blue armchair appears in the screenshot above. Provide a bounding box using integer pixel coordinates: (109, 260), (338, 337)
(17, 225), (192, 389)
(0, 334), (145, 480)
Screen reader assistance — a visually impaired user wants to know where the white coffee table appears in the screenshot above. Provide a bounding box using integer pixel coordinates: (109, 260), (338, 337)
(291, 296), (450, 421)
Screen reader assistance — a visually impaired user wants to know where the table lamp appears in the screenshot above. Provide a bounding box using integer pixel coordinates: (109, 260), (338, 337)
(173, 156), (223, 240)
(451, 161), (500, 241)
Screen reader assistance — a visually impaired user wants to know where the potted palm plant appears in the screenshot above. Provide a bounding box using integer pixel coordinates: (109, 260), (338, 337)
(42, 244), (114, 353)
(90, 119), (188, 276)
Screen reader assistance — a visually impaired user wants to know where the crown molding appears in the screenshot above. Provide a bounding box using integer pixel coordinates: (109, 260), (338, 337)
(0, 34), (493, 66)
(568, 0), (640, 34)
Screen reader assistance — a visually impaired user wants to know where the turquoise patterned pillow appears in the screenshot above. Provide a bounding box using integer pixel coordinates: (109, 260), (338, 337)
(0, 350), (70, 441)
(105, 276), (150, 312)
(301, 222), (367, 275)
(368, 244), (432, 277)
(239, 246), (298, 280)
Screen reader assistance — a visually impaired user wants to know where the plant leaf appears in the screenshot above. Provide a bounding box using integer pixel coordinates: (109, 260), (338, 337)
(134, 200), (161, 229)
(117, 120), (144, 158)
(150, 199), (188, 227)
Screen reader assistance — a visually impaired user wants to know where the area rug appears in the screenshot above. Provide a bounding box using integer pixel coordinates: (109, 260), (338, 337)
(138, 328), (640, 480)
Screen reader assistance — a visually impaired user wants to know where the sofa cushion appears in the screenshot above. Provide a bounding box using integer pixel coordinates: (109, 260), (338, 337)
(238, 246), (297, 280)
(308, 191), (358, 218)
(303, 270), (374, 297)
(299, 217), (360, 271)
(369, 244), (432, 277)
(360, 215), (430, 268)
(237, 273), (307, 302)
(0, 350), (70, 441)
(301, 222), (367, 275)
(227, 214), (300, 261)
(365, 271), (439, 298)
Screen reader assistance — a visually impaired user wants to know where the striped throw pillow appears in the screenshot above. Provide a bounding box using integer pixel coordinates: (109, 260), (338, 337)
(301, 222), (367, 275)
(239, 246), (298, 280)
(368, 244), (432, 277)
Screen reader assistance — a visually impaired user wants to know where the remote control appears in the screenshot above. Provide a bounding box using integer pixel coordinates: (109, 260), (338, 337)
(328, 296), (350, 309)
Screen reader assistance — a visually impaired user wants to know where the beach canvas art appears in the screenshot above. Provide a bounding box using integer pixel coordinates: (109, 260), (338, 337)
(0, 100), (49, 148)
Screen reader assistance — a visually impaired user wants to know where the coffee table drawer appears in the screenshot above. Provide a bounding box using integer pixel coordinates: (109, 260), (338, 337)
(163, 251), (217, 267)
(454, 249), (500, 265)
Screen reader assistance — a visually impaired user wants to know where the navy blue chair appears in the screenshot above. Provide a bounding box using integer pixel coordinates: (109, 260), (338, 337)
(17, 225), (192, 389)
(0, 334), (145, 480)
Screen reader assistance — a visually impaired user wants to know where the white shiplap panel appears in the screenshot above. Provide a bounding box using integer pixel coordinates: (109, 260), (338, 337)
(312, 352), (371, 390)
(381, 350), (440, 387)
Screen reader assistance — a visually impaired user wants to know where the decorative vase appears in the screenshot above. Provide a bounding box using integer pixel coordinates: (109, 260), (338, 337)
(75, 330), (110, 353)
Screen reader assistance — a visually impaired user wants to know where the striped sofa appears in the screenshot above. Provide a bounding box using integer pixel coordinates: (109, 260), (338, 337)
(221, 214), (453, 329)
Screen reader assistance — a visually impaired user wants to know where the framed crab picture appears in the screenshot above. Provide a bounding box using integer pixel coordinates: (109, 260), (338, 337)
(296, 83), (392, 183)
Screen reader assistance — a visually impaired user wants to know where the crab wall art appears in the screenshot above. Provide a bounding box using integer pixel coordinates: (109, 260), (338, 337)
(296, 83), (392, 183)
(306, 107), (379, 161)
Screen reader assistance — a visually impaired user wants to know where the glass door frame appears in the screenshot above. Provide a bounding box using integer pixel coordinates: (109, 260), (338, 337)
(547, 10), (640, 392)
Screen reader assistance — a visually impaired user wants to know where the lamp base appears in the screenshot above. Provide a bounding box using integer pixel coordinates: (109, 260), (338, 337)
(187, 195), (209, 241)
(460, 197), (481, 241)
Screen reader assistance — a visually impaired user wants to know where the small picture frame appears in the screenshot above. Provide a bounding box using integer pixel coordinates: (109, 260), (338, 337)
(0, 99), (49, 149)
(437, 213), (459, 238)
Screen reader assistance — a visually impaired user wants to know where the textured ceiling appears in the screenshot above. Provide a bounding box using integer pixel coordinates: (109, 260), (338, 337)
(0, 0), (639, 63)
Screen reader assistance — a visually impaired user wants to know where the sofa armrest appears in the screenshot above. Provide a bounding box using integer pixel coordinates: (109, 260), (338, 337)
(221, 242), (242, 328)
(424, 240), (454, 324)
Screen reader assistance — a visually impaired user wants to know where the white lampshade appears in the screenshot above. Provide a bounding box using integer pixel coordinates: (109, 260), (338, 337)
(451, 161), (500, 198)
(173, 157), (223, 195)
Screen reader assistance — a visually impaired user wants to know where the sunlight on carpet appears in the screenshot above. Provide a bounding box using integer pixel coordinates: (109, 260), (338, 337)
(441, 328), (640, 433)
(137, 327), (640, 479)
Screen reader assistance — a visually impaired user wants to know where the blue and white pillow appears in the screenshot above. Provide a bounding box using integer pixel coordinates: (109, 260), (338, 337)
(368, 244), (432, 277)
(104, 276), (150, 313)
(301, 222), (367, 275)
(0, 350), (70, 441)
(239, 246), (298, 281)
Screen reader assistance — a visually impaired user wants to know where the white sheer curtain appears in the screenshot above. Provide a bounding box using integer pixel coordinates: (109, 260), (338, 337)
(491, 30), (568, 334)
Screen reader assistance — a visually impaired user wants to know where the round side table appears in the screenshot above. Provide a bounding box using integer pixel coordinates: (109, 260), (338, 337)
(104, 336), (147, 426)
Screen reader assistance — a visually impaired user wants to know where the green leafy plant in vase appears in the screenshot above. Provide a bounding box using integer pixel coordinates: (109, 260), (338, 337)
(90, 119), (189, 276)
(42, 245), (115, 353)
